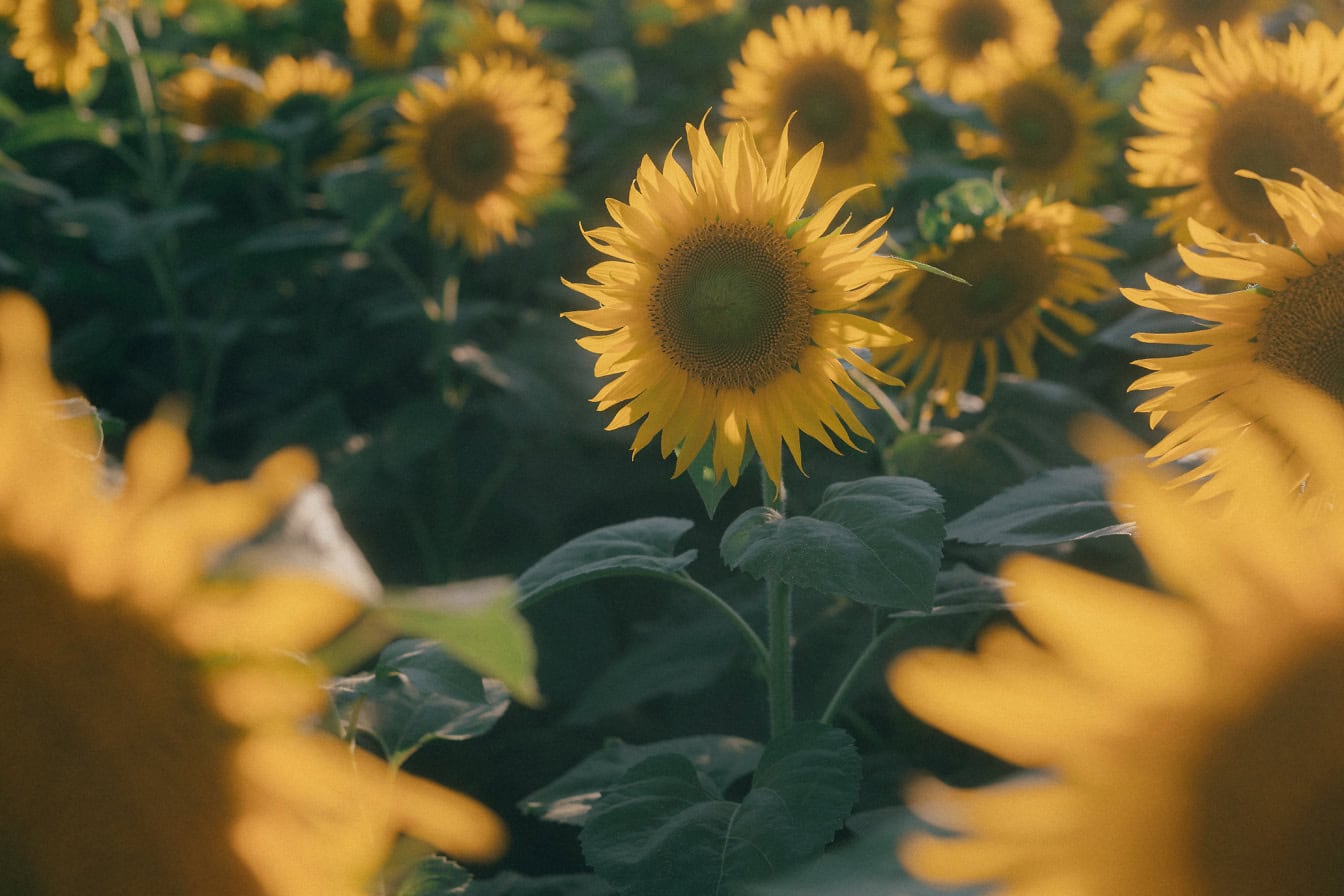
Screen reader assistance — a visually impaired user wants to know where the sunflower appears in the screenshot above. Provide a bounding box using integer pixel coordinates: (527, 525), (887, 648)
(888, 373), (1344, 896)
(384, 55), (568, 257)
(562, 119), (913, 490)
(9, 0), (108, 94)
(262, 53), (352, 106)
(954, 50), (1117, 202)
(345, 0), (421, 70)
(886, 0), (1060, 103)
(871, 195), (1117, 418)
(161, 45), (275, 168)
(1086, 0), (1277, 66)
(1127, 22), (1344, 245)
(630, 0), (739, 46)
(1125, 169), (1344, 499)
(720, 5), (911, 210)
(450, 9), (572, 112)
(0, 290), (507, 896)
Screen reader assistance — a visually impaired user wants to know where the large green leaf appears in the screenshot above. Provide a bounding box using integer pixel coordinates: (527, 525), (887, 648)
(465, 873), (615, 895)
(382, 577), (539, 706)
(516, 517), (697, 607)
(580, 723), (861, 896)
(396, 856), (471, 896)
(520, 735), (763, 825)
(946, 465), (1134, 547)
(720, 477), (944, 610)
(327, 638), (510, 766)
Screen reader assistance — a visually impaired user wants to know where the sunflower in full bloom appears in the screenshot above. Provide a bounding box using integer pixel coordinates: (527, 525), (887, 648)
(384, 55), (568, 257)
(1086, 0), (1277, 66)
(9, 0), (108, 94)
(871, 194), (1117, 418)
(888, 372), (1344, 896)
(563, 119), (914, 490)
(721, 5), (911, 209)
(955, 49), (1118, 201)
(161, 46), (275, 168)
(345, 0), (421, 70)
(1127, 22), (1344, 245)
(1126, 169), (1344, 498)
(884, 0), (1061, 103)
(0, 290), (508, 896)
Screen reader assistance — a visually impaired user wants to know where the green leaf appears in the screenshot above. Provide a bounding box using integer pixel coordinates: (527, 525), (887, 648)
(721, 477), (944, 610)
(520, 735), (763, 826)
(916, 178), (1003, 244)
(382, 577), (540, 706)
(676, 431), (755, 518)
(464, 873), (615, 895)
(236, 219), (350, 254)
(571, 48), (637, 111)
(516, 517), (697, 608)
(321, 158), (407, 249)
(327, 638), (510, 766)
(396, 856), (471, 896)
(3, 106), (116, 154)
(580, 722), (861, 896)
(946, 465), (1134, 547)
(45, 199), (215, 262)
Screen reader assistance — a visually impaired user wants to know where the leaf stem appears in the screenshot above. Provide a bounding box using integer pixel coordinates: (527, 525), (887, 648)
(818, 612), (907, 725)
(673, 574), (768, 666)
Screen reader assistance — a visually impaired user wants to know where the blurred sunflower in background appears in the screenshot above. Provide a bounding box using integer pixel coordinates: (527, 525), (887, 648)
(1128, 22), (1344, 244)
(630, 0), (740, 46)
(1127, 170), (1344, 498)
(889, 372), (1344, 896)
(262, 53), (352, 106)
(886, 0), (1060, 103)
(384, 55), (568, 257)
(8, 0), (108, 94)
(345, 0), (421, 70)
(721, 4), (911, 210)
(160, 45), (275, 167)
(870, 193), (1117, 418)
(955, 49), (1117, 202)
(1086, 0), (1277, 66)
(448, 10), (572, 113)
(0, 291), (508, 896)
(563, 119), (913, 490)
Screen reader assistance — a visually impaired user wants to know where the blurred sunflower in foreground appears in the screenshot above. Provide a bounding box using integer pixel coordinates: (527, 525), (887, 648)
(884, 0), (1060, 103)
(8, 0), (107, 94)
(889, 371), (1344, 895)
(1127, 22), (1344, 244)
(870, 191), (1117, 418)
(1085, 0), (1276, 66)
(0, 291), (506, 895)
(385, 54), (568, 257)
(161, 46), (275, 168)
(1127, 169), (1344, 498)
(563, 119), (913, 490)
(721, 4), (911, 209)
(955, 50), (1117, 202)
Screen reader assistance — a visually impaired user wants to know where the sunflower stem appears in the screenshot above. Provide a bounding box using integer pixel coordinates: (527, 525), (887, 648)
(761, 464), (794, 737)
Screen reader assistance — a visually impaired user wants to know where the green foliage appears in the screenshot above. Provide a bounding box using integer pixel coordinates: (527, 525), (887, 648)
(579, 723), (861, 896)
(947, 465), (1135, 546)
(396, 856), (472, 896)
(517, 517), (698, 607)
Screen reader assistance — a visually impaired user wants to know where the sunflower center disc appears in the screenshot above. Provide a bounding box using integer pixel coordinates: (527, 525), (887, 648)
(421, 100), (515, 203)
(201, 83), (255, 129)
(779, 61), (874, 165)
(371, 0), (404, 48)
(937, 0), (1012, 60)
(998, 81), (1075, 170)
(1206, 90), (1344, 242)
(1192, 639), (1344, 894)
(650, 221), (814, 390)
(1256, 252), (1344, 403)
(907, 227), (1055, 339)
(48, 0), (82, 48)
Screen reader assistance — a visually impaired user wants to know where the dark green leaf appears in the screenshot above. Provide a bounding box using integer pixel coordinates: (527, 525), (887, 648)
(516, 517), (697, 607)
(580, 723), (861, 896)
(321, 158), (407, 248)
(237, 219), (350, 254)
(676, 431), (755, 519)
(383, 578), (539, 706)
(3, 106), (115, 154)
(520, 735), (763, 825)
(327, 638), (510, 766)
(571, 48), (637, 111)
(946, 465), (1134, 546)
(721, 477), (944, 610)
(397, 856), (471, 896)
(465, 873), (615, 896)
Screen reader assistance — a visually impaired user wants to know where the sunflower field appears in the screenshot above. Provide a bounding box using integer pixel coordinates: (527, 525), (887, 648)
(4, 0), (1344, 892)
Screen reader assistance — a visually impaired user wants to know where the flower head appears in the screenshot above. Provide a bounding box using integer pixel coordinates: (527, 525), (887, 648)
(721, 5), (911, 209)
(0, 290), (507, 896)
(161, 46), (275, 167)
(384, 55), (568, 257)
(262, 53), (352, 106)
(1086, 0), (1280, 66)
(9, 0), (108, 94)
(1127, 22), (1344, 244)
(563, 119), (913, 489)
(1126, 169), (1344, 498)
(345, 0), (421, 70)
(888, 373), (1344, 896)
(871, 193), (1117, 418)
